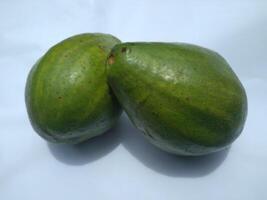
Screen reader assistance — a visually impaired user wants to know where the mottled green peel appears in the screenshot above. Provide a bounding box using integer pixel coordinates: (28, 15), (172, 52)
(25, 33), (122, 144)
(107, 42), (247, 155)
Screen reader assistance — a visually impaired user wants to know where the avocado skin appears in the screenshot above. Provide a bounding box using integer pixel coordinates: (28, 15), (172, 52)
(107, 42), (247, 155)
(25, 33), (122, 144)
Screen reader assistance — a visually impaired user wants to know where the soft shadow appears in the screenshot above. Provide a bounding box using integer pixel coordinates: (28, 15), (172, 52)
(120, 114), (230, 177)
(47, 119), (123, 166)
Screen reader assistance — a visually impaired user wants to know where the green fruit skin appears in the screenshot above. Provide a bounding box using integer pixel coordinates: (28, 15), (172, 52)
(107, 42), (247, 156)
(25, 33), (122, 144)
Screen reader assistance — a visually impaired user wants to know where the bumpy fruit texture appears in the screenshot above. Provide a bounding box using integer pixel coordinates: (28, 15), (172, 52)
(25, 33), (122, 144)
(107, 42), (247, 155)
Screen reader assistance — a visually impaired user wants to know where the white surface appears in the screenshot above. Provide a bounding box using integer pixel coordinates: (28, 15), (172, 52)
(1, 0), (267, 199)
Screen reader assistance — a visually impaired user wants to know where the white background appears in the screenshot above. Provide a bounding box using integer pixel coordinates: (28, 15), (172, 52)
(1, 0), (267, 199)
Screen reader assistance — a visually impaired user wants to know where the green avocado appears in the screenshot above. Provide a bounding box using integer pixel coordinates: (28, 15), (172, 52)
(107, 42), (247, 155)
(25, 33), (122, 144)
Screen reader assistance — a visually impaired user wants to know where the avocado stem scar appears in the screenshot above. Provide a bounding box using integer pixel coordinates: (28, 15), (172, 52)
(108, 54), (115, 65)
(121, 47), (127, 53)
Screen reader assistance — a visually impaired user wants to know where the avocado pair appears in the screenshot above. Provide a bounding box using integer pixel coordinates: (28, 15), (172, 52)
(25, 33), (247, 156)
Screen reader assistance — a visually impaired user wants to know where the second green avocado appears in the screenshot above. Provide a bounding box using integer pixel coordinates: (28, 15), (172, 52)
(25, 33), (122, 144)
(107, 42), (247, 155)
